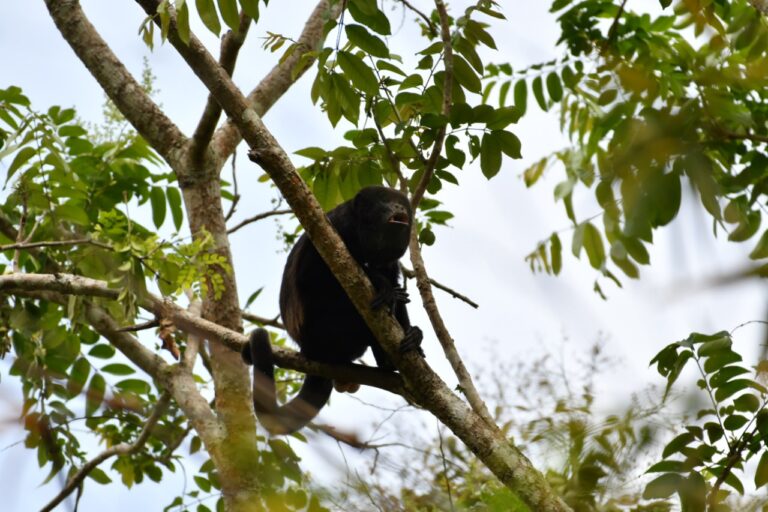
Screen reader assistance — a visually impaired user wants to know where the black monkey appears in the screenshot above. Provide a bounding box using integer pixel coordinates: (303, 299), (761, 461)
(242, 186), (423, 434)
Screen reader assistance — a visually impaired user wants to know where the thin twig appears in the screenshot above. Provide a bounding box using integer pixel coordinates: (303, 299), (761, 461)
(224, 148), (240, 222)
(117, 319), (160, 332)
(410, 0), (453, 210)
(0, 239), (112, 252)
(398, 0), (437, 35)
(40, 393), (172, 512)
(242, 311), (285, 330)
(401, 265), (478, 309)
(226, 208), (292, 234)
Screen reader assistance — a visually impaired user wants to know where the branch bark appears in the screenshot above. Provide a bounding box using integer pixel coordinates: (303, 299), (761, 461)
(210, 0), (343, 163)
(132, 1), (569, 508)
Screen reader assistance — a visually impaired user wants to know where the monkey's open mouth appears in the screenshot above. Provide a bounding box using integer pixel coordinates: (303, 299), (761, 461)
(388, 212), (410, 225)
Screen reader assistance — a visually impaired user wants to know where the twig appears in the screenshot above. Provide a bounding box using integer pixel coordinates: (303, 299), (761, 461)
(398, 0), (437, 35)
(12, 192), (27, 272)
(226, 208), (292, 234)
(1, 238), (112, 252)
(400, 265), (478, 309)
(39, 393), (172, 512)
(410, 0), (453, 210)
(117, 319), (160, 332)
(604, 0), (629, 48)
(224, 148), (240, 222)
(242, 311), (285, 330)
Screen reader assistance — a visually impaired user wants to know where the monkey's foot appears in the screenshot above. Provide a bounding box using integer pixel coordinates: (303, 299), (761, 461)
(371, 286), (409, 313)
(399, 326), (424, 357)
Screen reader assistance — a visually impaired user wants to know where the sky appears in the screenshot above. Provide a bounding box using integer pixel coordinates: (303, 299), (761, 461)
(1, 1), (766, 511)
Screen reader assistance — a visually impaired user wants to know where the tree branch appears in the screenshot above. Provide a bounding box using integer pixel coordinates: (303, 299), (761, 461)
(242, 311), (285, 330)
(39, 393), (172, 512)
(43, 0), (187, 168)
(210, 0), (343, 163)
(0, 273), (404, 395)
(190, 12), (252, 162)
(400, 265), (478, 309)
(410, 0), (453, 210)
(227, 208), (292, 234)
(0, 238), (112, 252)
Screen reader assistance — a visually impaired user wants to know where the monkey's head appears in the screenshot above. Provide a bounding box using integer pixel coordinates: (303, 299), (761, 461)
(352, 186), (412, 265)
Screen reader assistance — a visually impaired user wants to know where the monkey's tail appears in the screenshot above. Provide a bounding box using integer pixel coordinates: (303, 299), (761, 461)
(241, 328), (333, 435)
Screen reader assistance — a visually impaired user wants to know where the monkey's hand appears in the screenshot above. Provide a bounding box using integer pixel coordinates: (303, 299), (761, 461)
(371, 285), (409, 314)
(399, 326), (424, 357)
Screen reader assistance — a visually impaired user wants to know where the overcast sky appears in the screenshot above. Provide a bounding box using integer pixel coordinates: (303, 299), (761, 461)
(1, 1), (766, 511)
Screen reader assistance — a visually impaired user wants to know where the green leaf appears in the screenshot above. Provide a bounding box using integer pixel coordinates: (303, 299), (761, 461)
(495, 130), (522, 159)
(337, 51), (378, 95)
(750, 230), (768, 259)
(486, 106), (522, 130)
(647, 460), (686, 473)
(101, 363), (136, 376)
(88, 467), (112, 484)
(217, 0), (240, 31)
(56, 203), (90, 226)
(546, 72), (563, 102)
(116, 379), (151, 395)
(85, 373), (106, 416)
(643, 473), (682, 499)
(345, 24), (389, 58)
(756, 452), (768, 488)
(662, 432), (695, 458)
(89, 344), (116, 359)
(196, 0), (221, 35)
(480, 132), (502, 179)
(6, 146), (36, 183)
(659, 0), (672, 8)
(176, 1), (191, 44)
(452, 55), (482, 94)
(150, 186), (167, 228)
(733, 393), (760, 412)
(532, 75), (547, 111)
(723, 414), (749, 430)
(513, 79), (527, 115)
(583, 223), (605, 269)
(551, 233), (562, 275)
(239, 0), (260, 20)
(67, 357), (91, 398)
(167, 187), (184, 231)
(347, 0), (391, 35)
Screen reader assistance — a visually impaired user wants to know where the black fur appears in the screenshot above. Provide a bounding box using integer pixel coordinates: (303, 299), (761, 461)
(242, 186), (423, 434)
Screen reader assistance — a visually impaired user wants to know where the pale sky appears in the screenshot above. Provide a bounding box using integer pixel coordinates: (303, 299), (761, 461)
(1, 1), (765, 511)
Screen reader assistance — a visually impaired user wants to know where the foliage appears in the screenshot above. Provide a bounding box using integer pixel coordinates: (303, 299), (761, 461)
(509, 0), (768, 298)
(648, 330), (768, 510)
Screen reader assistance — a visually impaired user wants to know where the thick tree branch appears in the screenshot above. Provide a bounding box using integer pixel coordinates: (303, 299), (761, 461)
(43, 0), (187, 168)
(39, 394), (172, 512)
(210, 0), (343, 163)
(0, 273), (404, 395)
(190, 12), (252, 162)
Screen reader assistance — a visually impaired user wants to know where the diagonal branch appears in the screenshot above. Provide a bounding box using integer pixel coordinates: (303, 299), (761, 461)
(39, 393), (172, 512)
(43, 0), (188, 168)
(227, 208), (292, 234)
(210, 0), (343, 164)
(189, 12), (252, 162)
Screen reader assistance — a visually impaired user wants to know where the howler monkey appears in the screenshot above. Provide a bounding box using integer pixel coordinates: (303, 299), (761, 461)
(242, 186), (423, 435)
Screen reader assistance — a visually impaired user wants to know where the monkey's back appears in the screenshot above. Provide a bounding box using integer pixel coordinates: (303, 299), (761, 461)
(279, 202), (384, 364)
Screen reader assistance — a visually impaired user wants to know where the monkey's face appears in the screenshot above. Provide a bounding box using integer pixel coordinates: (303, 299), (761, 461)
(353, 187), (412, 265)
